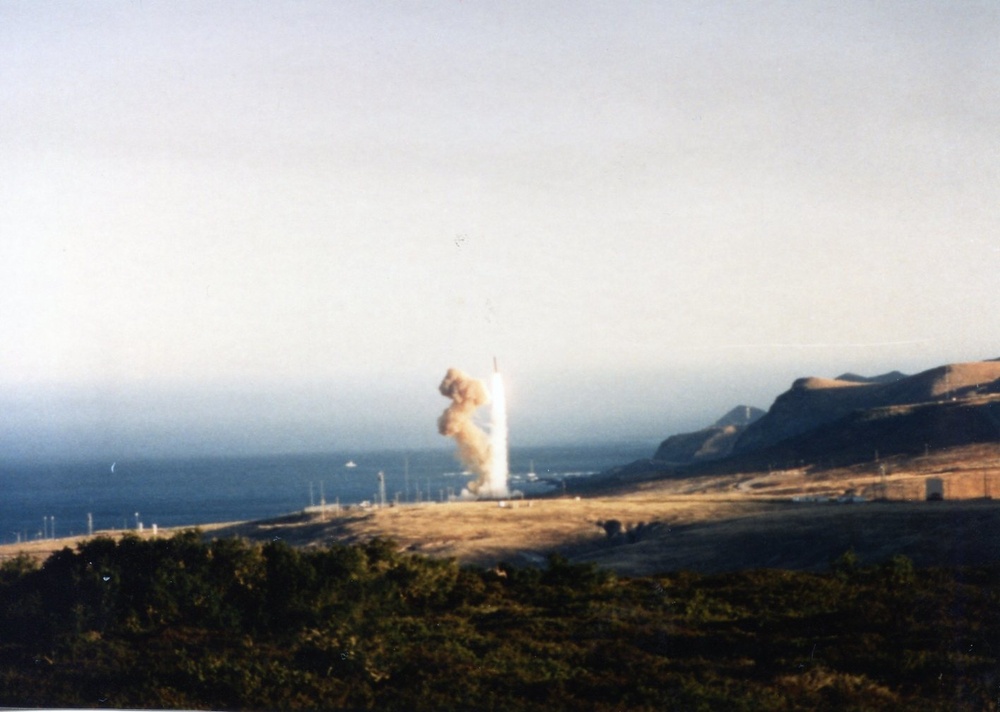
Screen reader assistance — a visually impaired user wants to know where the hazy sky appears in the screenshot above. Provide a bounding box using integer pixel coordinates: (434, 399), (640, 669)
(2, 1), (999, 458)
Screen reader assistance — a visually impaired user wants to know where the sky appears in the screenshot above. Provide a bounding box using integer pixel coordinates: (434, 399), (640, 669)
(2, 1), (999, 459)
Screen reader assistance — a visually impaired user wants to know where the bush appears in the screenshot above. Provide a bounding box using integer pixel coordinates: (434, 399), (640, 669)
(1, 532), (998, 710)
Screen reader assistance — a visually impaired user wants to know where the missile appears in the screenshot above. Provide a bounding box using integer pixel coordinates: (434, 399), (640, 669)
(493, 356), (499, 373)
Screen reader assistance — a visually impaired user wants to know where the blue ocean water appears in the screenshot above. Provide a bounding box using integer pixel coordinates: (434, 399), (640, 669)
(0, 443), (653, 544)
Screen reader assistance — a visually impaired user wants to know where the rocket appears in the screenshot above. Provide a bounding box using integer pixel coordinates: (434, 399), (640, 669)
(493, 356), (499, 373)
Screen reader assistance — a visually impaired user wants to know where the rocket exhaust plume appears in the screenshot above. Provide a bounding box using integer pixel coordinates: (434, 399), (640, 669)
(438, 368), (492, 495)
(488, 365), (510, 498)
(438, 364), (509, 498)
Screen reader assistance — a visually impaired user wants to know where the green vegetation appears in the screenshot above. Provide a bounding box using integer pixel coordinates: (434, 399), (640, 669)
(1, 532), (998, 710)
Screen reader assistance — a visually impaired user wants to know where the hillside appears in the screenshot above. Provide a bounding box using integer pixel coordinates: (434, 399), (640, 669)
(585, 359), (1000, 498)
(4, 522), (1000, 711)
(733, 360), (1000, 456)
(731, 394), (1000, 471)
(652, 405), (765, 464)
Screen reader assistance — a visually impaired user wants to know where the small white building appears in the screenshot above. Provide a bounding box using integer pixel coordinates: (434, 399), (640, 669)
(925, 477), (945, 501)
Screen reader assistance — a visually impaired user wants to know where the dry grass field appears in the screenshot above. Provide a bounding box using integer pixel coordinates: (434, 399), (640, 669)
(0, 496), (768, 570)
(5, 442), (1000, 576)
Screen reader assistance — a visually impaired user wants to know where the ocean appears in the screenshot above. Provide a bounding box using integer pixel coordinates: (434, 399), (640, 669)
(0, 442), (653, 545)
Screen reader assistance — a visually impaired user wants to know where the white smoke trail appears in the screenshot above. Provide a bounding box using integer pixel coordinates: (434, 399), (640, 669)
(486, 371), (509, 498)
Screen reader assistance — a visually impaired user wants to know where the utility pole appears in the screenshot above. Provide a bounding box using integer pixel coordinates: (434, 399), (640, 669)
(404, 456), (410, 503)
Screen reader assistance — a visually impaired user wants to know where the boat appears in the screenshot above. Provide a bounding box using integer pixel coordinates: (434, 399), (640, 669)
(526, 460), (538, 481)
(345, 460), (357, 468)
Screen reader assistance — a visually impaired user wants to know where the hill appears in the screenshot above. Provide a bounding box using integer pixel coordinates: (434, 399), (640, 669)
(733, 360), (1000, 456)
(729, 394), (1000, 471)
(652, 405), (765, 464)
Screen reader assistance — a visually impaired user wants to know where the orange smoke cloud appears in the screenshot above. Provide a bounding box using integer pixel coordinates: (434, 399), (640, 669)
(437, 368), (492, 494)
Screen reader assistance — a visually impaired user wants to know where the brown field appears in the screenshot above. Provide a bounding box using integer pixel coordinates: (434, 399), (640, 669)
(4, 442), (1000, 576)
